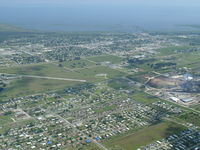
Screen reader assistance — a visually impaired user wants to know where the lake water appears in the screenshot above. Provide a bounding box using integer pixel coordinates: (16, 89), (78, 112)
(0, 4), (200, 32)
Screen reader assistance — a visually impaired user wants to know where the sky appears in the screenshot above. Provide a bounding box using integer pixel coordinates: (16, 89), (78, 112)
(0, 0), (200, 32)
(1, 0), (200, 7)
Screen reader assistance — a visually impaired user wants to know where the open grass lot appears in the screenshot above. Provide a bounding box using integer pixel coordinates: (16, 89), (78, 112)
(156, 46), (191, 56)
(61, 59), (95, 69)
(108, 77), (132, 90)
(0, 114), (13, 125)
(175, 51), (200, 69)
(176, 112), (200, 127)
(67, 144), (102, 150)
(191, 104), (200, 111)
(0, 118), (35, 134)
(0, 78), (79, 99)
(156, 46), (200, 70)
(86, 55), (124, 64)
(0, 63), (75, 77)
(103, 121), (186, 150)
(132, 90), (160, 104)
(73, 65), (125, 81)
(94, 105), (117, 113)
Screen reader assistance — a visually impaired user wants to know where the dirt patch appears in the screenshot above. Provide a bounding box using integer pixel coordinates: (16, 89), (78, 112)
(148, 76), (179, 88)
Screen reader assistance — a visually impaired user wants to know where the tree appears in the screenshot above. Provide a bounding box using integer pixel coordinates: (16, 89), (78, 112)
(58, 64), (63, 67)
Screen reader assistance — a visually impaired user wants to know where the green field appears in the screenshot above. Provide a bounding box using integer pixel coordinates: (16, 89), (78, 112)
(156, 46), (200, 70)
(157, 46), (191, 56)
(0, 113), (14, 125)
(0, 61), (124, 100)
(0, 63), (123, 81)
(0, 78), (79, 99)
(108, 78), (131, 90)
(94, 105), (117, 113)
(176, 112), (200, 127)
(131, 90), (160, 104)
(191, 104), (200, 111)
(103, 121), (186, 150)
(177, 52), (200, 69)
(0, 118), (35, 134)
(67, 144), (102, 150)
(61, 59), (95, 69)
(87, 55), (123, 64)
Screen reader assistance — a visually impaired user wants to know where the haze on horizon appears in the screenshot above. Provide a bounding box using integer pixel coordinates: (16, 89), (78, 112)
(0, 0), (200, 32)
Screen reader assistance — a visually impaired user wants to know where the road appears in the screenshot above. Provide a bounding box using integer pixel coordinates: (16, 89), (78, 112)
(0, 73), (87, 82)
(107, 66), (200, 115)
(144, 74), (162, 85)
(188, 143), (200, 150)
(51, 113), (109, 150)
(145, 89), (200, 114)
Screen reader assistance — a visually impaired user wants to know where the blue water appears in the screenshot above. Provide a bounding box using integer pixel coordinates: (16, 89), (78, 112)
(0, 4), (200, 32)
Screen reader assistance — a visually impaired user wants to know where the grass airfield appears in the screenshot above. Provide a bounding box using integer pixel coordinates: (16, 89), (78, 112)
(0, 55), (125, 99)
